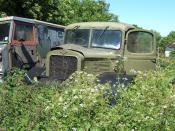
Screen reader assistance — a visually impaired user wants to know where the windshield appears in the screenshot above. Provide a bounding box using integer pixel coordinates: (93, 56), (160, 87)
(92, 30), (121, 49)
(0, 22), (10, 43)
(65, 29), (90, 46)
(14, 23), (33, 41)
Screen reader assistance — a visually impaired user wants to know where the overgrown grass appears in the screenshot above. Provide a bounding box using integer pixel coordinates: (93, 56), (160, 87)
(0, 58), (175, 130)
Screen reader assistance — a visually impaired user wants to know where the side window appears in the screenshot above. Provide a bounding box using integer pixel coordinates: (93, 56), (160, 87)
(47, 27), (64, 48)
(127, 31), (153, 53)
(13, 22), (34, 43)
(37, 25), (64, 58)
(0, 22), (10, 42)
(37, 25), (50, 58)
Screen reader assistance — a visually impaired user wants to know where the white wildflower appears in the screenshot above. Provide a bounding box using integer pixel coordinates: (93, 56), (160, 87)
(51, 116), (57, 121)
(121, 84), (125, 88)
(80, 103), (84, 107)
(79, 95), (82, 99)
(87, 74), (93, 77)
(59, 97), (63, 102)
(93, 100), (97, 103)
(163, 105), (168, 109)
(143, 73), (147, 77)
(73, 95), (78, 99)
(65, 91), (68, 94)
(72, 107), (78, 112)
(130, 69), (137, 74)
(137, 71), (142, 74)
(145, 116), (150, 120)
(170, 95), (175, 99)
(91, 88), (95, 93)
(69, 76), (73, 79)
(115, 60), (119, 64)
(72, 89), (76, 93)
(122, 77), (128, 81)
(45, 106), (50, 111)
(63, 106), (67, 110)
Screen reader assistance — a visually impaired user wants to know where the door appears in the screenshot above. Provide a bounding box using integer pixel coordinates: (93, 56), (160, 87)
(124, 30), (156, 75)
(11, 21), (37, 68)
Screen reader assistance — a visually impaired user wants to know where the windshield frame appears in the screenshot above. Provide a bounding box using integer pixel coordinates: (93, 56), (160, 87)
(0, 21), (12, 44)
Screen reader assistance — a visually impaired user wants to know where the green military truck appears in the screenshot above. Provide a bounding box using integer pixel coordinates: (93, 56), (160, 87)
(45, 22), (156, 82)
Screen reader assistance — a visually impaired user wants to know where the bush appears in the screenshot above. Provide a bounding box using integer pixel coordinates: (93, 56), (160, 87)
(170, 50), (175, 58)
(0, 71), (112, 130)
(0, 58), (175, 130)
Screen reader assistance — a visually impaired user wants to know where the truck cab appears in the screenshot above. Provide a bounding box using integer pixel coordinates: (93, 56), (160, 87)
(0, 16), (65, 78)
(46, 22), (156, 81)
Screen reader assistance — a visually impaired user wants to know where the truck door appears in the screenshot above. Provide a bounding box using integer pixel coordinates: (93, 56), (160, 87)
(12, 21), (37, 68)
(124, 30), (156, 75)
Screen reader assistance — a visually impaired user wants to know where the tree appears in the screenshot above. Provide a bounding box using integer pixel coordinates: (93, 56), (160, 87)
(159, 31), (175, 51)
(110, 14), (119, 22)
(56, 0), (116, 25)
(132, 24), (143, 29)
(0, 0), (117, 25)
(152, 30), (162, 48)
(0, 0), (60, 20)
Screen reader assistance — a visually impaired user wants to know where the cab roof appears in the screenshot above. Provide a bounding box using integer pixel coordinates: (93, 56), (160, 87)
(0, 16), (65, 29)
(66, 22), (135, 31)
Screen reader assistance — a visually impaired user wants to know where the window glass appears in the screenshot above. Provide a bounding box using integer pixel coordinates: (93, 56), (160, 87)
(37, 25), (64, 58)
(127, 32), (153, 53)
(47, 27), (64, 48)
(14, 23), (33, 41)
(65, 29), (90, 46)
(0, 23), (10, 42)
(92, 30), (121, 49)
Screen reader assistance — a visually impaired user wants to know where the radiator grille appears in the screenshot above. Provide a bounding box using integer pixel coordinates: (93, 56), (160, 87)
(49, 55), (77, 80)
(84, 59), (114, 74)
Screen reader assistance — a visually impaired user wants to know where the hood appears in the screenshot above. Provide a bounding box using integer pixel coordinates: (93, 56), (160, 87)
(58, 44), (121, 59)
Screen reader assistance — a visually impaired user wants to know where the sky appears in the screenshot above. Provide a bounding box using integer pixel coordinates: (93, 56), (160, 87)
(106, 0), (175, 36)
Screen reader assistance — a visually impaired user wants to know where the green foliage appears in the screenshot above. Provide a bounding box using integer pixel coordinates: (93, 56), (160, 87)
(0, 0), (60, 21)
(0, 0), (117, 25)
(105, 60), (175, 130)
(0, 71), (111, 130)
(159, 31), (175, 51)
(57, 0), (115, 25)
(3, 68), (26, 88)
(0, 59), (175, 130)
(153, 30), (162, 47)
(170, 50), (175, 58)
(132, 24), (143, 29)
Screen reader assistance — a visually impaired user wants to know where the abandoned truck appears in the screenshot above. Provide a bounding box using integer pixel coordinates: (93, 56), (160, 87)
(45, 22), (156, 82)
(0, 16), (65, 78)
